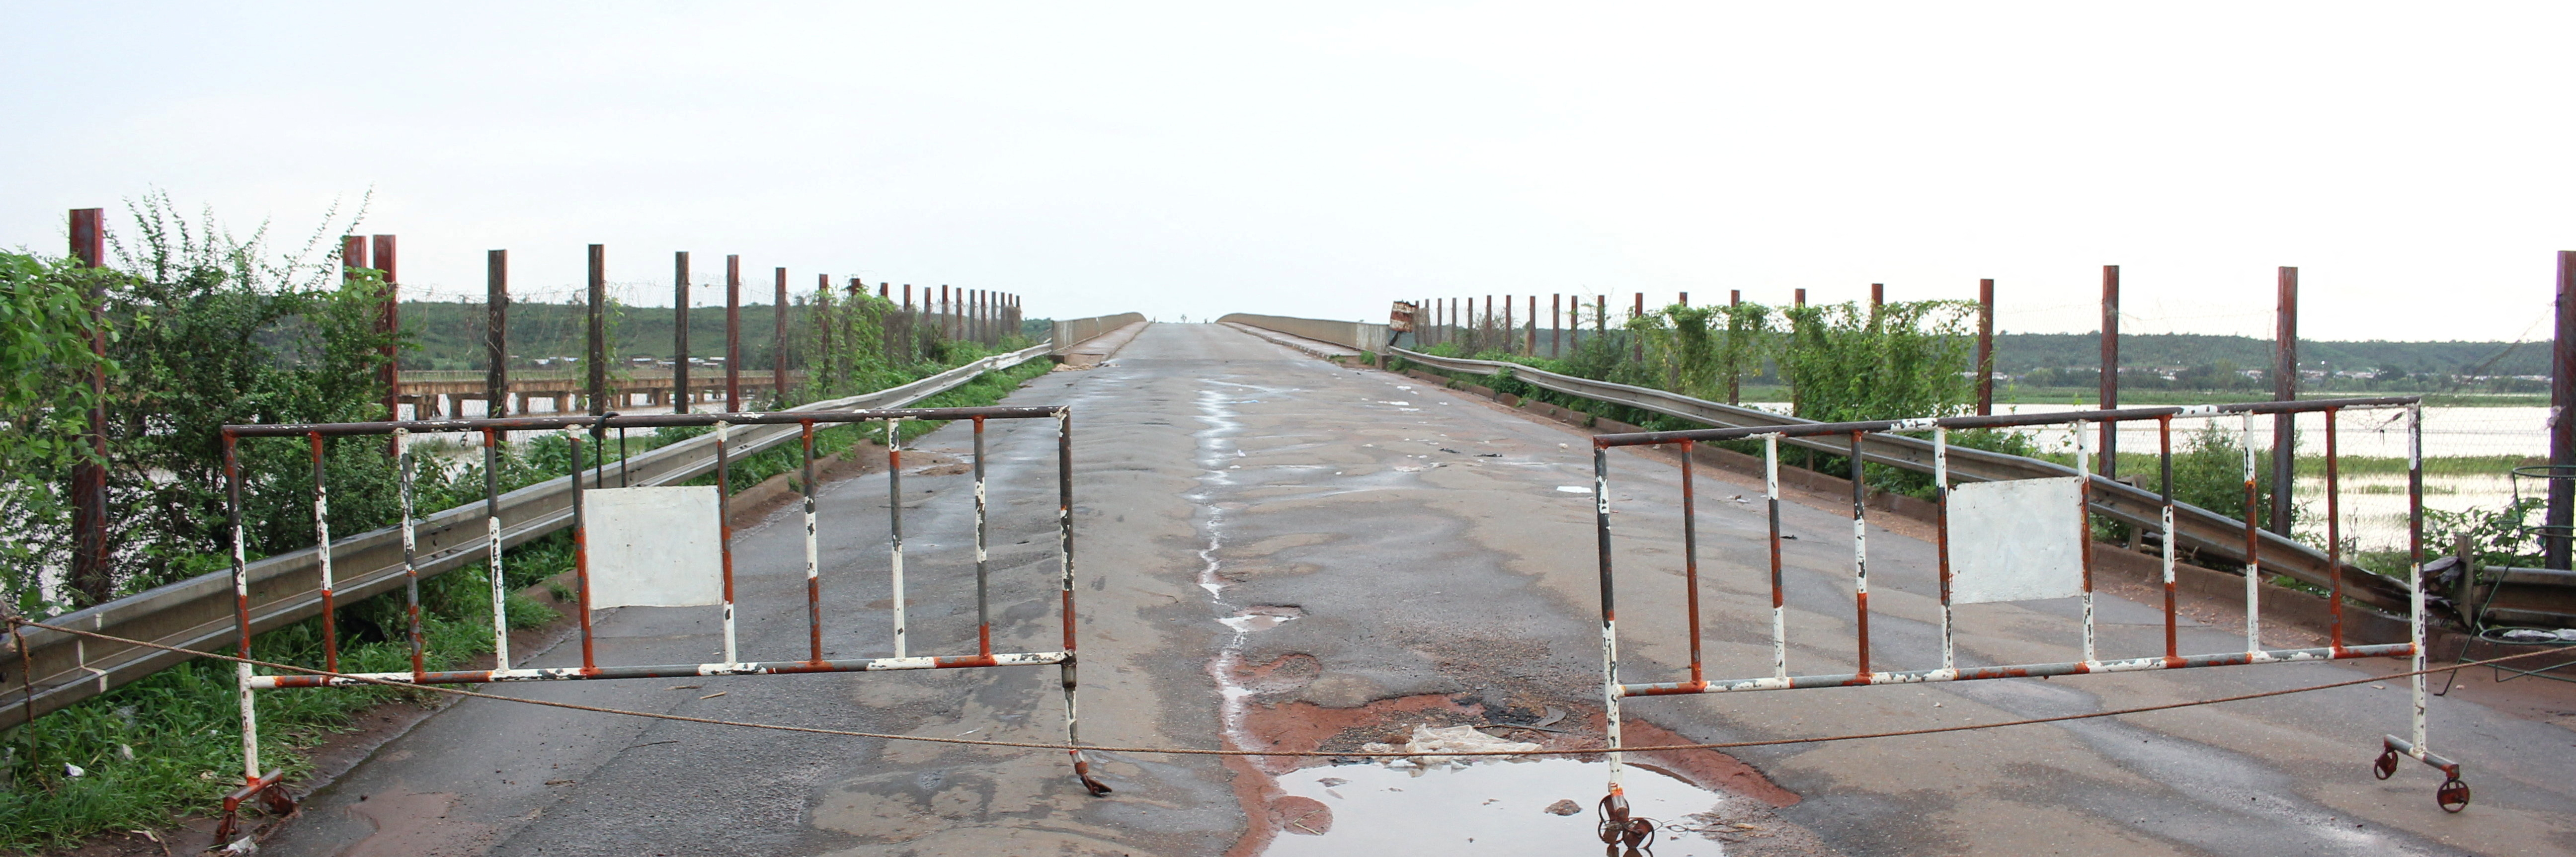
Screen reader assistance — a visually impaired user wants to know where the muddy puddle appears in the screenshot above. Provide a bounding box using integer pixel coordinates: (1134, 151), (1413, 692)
(1263, 758), (1740, 857)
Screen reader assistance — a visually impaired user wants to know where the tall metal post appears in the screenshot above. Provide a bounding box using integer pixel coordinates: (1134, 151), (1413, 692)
(374, 235), (400, 428)
(2270, 267), (2299, 535)
(1526, 294), (1536, 354)
(487, 250), (508, 417)
(1551, 293), (1562, 357)
(1729, 290), (1743, 405)
(68, 209), (109, 605)
(1976, 279), (1995, 416)
(2550, 251), (2576, 569)
(725, 255), (742, 413)
(2101, 265), (2120, 478)
(1631, 293), (1643, 364)
(587, 245), (606, 417)
(673, 252), (691, 414)
(774, 267), (788, 408)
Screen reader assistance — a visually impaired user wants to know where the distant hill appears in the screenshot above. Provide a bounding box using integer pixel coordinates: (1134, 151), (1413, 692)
(1989, 333), (2548, 377)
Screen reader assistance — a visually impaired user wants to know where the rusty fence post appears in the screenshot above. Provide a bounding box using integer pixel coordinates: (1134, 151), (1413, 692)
(487, 250), (509, 417)
(774, 266), (788, 408)
(68, 208), (110, 605)
(674, 252), (692, 414)
(2101, 265), (2119, 478)
(374, 236), (400, 447)
(726, 255), (741, 413)
(587, 245), (606, 417)
(2551, 252), (2576, 569)
(2271, 267), (2298, 535)
(1976, 278), (1994, 416)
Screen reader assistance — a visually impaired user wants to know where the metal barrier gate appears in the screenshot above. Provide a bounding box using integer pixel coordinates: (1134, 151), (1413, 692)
(1588, 396), (2462, 848)
(214, 405), (1106, 841)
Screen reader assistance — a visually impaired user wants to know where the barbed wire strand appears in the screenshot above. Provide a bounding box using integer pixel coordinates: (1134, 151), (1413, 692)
(13, 618), (2567, 760)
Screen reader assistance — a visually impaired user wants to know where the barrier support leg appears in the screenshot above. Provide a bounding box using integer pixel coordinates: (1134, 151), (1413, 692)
(220, 433), (295, 844)
(1057, 409), (1111, 795)
(2377, 403), (2468, 810)
(1592, 442), (1648, 849)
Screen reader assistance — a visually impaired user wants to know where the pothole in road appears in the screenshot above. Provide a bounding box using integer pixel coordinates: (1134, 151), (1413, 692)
(1263, 758), (1741, 856)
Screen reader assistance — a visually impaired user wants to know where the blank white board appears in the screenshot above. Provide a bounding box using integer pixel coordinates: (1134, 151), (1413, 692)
(1948, 476), (2086, 604)
(584, 485), (724, 610)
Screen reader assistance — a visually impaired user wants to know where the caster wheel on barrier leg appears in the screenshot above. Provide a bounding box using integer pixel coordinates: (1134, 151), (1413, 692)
(2372, 749), (2400, 780)
(2436, 778), (2471, 813)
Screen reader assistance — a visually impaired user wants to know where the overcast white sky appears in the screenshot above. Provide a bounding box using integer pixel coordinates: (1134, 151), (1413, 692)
(6, 2), (2573, 340)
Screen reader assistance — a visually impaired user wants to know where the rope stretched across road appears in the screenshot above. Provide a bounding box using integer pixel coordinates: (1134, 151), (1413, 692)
(12, 617), (2562, 759)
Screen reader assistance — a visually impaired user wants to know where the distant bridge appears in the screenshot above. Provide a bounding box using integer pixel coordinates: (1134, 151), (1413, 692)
(394, 369), (804, 416)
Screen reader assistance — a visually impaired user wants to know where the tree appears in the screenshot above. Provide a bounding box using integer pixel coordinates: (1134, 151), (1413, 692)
(1774, 300), (1978, 423)
(0, 252), (114, 613)
(96, 192), (401, 597)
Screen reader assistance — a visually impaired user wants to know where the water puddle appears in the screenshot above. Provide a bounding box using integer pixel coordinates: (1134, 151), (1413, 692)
(1219, 605), (1305, 633)
(1264, 758), (1739, 857)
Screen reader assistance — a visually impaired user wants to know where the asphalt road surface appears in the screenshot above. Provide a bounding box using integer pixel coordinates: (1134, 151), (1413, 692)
(261, 322), (2576, 857)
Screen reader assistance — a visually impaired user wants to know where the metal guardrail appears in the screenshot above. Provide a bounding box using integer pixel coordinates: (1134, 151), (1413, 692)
(1, 343), (1052, 729)
(1385, 347), (2415, 613)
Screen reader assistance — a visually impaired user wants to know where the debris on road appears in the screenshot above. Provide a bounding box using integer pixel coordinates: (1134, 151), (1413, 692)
(1359, 724), (1540, 768)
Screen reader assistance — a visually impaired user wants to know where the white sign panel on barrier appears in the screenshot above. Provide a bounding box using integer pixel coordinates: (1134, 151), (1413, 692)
(585, 485), (724, 609)
(1948, 475), (2086, 604)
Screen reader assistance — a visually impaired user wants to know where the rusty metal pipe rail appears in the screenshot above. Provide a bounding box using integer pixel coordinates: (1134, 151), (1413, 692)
(1387, 347), (2414, 614)
(1592, 397), (2418, 446)
(1, 343), (1051, 730)
(226, 405), (1066, 436)
(1623, 643), (2419, 695)
(252, 650), (1071, 688)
